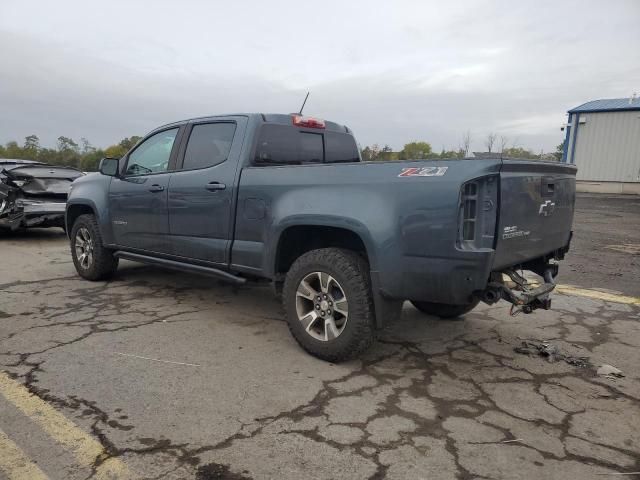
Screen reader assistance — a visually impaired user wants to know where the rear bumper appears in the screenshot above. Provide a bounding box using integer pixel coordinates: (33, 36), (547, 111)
(378, 236), (572, 307)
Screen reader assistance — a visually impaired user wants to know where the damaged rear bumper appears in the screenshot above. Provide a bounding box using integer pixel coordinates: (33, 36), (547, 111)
(478, 265), (557, 314)
(0, 198), (66, 230)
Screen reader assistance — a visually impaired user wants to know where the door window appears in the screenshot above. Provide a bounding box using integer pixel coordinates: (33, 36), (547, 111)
(182, 123), (237, 170)
(125, 128), (179, 175)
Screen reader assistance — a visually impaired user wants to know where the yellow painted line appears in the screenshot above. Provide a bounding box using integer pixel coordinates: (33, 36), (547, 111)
(555, 285), (640, 305)
(0, 427), (49, 480)
(0, 371), (129, 480)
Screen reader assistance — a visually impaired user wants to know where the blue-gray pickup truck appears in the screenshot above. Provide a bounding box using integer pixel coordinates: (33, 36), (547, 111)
(66, 113), (576, 361)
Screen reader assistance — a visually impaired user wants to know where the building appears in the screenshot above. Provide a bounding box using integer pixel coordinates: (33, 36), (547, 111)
(563, 97), (640, 194)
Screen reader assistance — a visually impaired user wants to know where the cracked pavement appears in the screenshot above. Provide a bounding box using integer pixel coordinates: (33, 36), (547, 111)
(0, 194), (639, 479)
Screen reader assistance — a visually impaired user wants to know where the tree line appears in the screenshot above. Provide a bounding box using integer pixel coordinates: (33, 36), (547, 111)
(0, 131), (564, 171)
(362, 132), (564, 162)
(0, 135), (141, 171)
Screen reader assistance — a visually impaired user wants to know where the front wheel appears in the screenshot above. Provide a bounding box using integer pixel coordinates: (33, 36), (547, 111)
(410, 299), (480, 319)
(70, 214), (119, 281)
(283, 248), (375, 362)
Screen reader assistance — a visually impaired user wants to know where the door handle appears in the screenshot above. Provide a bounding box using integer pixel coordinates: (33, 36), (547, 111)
(205, 182), (226, 191)
(148, 184), (164, 192)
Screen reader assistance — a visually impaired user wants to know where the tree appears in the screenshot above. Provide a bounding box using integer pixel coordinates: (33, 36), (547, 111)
(119, 136), (141, 151)
(80, 137), (95, 155)
(1, 133), (140, 171)
(57, 136), (78, 152)
(459, 130), (472, 157)
(485, 132), (497, 153)
(379, 144), (396, 160)
(398, 141), (432, 160)
(24, 134), (40, 151)
(360, 146), (374, 161)
(438, 149), (463, 159)
(554, 141), (565, 161)
(502, 147), (539, 159)
(498, 135), (509, 154)
(361, 144), (382, 161)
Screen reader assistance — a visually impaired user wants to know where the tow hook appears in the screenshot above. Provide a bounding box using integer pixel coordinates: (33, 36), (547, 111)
(480, 266), (557, 314)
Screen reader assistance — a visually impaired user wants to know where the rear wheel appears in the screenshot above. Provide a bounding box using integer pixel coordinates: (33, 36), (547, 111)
(410, 299), (480, 319)
(283, 248), (375, 362)
(70, 214), (119, 281)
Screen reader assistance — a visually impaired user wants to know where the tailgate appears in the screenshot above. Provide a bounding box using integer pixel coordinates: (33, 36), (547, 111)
(493, 160), (577, 270)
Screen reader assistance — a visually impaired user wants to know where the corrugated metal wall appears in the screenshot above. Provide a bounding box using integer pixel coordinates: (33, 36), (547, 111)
(573, 111), (640, 182)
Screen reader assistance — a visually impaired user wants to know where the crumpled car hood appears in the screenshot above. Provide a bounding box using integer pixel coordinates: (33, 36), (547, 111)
(2, 165), (84, 196)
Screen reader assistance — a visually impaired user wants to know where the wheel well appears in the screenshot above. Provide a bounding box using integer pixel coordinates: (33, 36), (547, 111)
(66, 204), (95, 232)
(275, 226), (369, 275)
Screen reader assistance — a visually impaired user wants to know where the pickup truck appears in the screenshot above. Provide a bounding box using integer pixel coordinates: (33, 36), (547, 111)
(66, 113), (576, 361)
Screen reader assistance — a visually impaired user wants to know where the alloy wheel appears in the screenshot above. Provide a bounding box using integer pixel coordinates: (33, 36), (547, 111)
(74, 227), (94, 270)
(295, 271), (349, 341)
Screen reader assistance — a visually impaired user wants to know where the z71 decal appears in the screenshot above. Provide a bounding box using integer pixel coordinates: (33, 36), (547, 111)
(398, 166), (448, 177)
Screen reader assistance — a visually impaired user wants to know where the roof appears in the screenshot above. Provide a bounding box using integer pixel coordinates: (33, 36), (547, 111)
(568, 98), (640, 113)
(152, 113), (350, 135)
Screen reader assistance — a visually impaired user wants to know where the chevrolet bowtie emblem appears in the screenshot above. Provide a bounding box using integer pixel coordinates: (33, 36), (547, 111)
(538, 200), (555, 216)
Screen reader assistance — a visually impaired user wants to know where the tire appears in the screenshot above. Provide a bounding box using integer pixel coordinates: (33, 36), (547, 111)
(410, 299), (480, 319)
(283, 248), (375, 362)
(70, 214), (119, 281)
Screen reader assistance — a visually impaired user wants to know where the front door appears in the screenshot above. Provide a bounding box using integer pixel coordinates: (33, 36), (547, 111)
(168, 118), (246, 264)
(109, 127), (182, 253)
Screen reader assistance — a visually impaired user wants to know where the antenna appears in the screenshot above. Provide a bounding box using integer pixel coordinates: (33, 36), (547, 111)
(298, 91), (310, 115)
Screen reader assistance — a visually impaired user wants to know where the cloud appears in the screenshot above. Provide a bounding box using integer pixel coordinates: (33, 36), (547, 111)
(0, 0), (638, 153)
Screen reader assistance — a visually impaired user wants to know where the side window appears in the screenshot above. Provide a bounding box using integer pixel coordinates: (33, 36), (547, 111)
(325, 132), (360, 163)
(254, 124), (324, 165)
(126, 128), (178, 175)
(182, 123), (237, 170)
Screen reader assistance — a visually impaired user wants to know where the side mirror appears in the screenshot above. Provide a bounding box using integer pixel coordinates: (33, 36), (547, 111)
(99, 157), (120, 177)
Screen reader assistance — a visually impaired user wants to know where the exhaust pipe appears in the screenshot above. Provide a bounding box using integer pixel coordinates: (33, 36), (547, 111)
(481, 287), (501, 304)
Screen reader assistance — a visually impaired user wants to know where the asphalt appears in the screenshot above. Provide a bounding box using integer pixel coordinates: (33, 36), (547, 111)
(0, 193), (639, 480)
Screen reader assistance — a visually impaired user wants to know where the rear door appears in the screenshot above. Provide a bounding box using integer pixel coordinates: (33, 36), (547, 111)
(109, 127), (183, 253)
(167, 117), (247, 265)
(493, 160), (577, 269)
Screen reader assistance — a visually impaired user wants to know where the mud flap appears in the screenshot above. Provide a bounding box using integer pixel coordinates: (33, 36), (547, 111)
(370, 270), (403, 328)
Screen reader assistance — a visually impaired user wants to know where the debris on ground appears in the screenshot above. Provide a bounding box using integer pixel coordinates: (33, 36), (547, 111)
(513, 341), (591, 367)
(597, 364), (625, 379)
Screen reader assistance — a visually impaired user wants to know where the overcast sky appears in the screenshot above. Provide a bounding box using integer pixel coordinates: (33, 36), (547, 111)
(1, 0), (638, 153)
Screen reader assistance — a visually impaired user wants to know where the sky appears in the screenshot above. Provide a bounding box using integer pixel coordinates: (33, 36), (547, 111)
(1, 0), (639, 154)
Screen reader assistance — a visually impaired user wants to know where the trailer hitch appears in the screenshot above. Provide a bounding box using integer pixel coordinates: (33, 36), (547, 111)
(479, 266), (557, 314)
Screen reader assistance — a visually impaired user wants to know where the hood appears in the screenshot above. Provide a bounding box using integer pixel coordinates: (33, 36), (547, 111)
(2, 165), (84, 196)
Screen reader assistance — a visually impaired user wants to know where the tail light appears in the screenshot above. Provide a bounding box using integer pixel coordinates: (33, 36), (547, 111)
(457, 176), (498, 250)
(292, 115), (325, 129)
(462, 183), (477, 241)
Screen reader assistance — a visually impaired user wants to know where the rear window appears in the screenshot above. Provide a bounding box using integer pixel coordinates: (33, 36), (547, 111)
(253, 124), (360, 165)
(325, 132), (360, 163)
(255, 124), (323, 165)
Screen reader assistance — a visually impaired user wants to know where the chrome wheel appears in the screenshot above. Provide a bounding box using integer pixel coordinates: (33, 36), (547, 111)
(296, 271), (349, 342)
(74, 227), (94, 270)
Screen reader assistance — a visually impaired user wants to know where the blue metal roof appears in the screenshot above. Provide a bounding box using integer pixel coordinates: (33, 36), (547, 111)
(568, 98), (640, 113)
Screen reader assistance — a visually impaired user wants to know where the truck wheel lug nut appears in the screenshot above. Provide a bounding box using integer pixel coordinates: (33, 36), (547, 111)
(315, 304), (320, 310)
(323, 294), (327, 299)
(321, 311), (325, 316)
